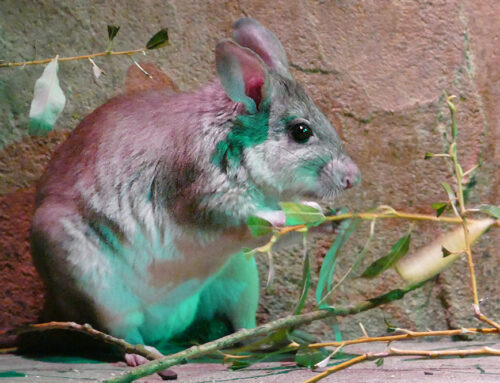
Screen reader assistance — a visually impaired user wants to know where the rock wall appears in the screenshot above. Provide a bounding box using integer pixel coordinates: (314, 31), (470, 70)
(0, 0), (498, 340)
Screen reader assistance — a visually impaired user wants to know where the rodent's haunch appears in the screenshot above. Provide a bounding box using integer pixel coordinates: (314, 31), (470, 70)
(31, 18), (360, 350)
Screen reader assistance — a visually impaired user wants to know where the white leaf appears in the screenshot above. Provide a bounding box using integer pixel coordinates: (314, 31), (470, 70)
(315, 354), (331, 369)
(89, 58), (104, 79)
(29, 57), (66, 135)
(395, 218), (494, 285)
(315, 348), (340, 369)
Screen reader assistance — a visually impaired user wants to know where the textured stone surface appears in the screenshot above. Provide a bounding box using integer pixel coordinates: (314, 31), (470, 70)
(0, 0), (498, 344)
(1, 341), (500, 382)
(0, 186), (44, 330)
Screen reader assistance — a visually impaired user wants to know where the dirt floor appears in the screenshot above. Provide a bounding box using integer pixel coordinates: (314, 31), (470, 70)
(1, 340), (500, 382)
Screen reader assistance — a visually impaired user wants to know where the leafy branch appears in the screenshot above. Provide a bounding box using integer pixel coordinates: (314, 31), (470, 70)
(0, 48), (147, 68)
(105, 283), (423, 382)
(1, 25), (169, 135)
(0, 283), (422, 381)
(0, 27), (169, 68)
(296, 94), (499, 381)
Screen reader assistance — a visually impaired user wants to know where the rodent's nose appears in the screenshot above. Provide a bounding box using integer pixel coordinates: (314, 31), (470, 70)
(340, 158), (361, 190)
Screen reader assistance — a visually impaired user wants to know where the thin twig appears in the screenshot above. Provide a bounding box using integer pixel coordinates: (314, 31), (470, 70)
(462, 216), (479, 306)
(326, 211), (464, 224)
(305, 326), (499, 349)
(0, 48), (146, 68)
(1, 322), (160, 361)
(304, 354), (368, 383)
(277, 210), (466, 239)
(473, 305), (500, 331)
(450, 140), (479, 307)
(305, 346), (500, 383)
(275, 208), (500, 240)
(445, 97), (495, 326)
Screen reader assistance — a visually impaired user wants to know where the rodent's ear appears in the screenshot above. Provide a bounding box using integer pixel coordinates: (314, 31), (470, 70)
(233, 18), (290, 78)
(216, 39), (269, 114)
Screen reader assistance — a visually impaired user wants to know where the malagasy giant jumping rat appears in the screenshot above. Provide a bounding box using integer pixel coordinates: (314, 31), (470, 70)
(31, 18), (360, 350)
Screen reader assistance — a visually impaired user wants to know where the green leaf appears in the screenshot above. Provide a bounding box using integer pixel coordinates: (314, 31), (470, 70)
(431, 202), (448, 217)
(279, 202), (325, 226)
(230, 360), (252, 370)
(29, 58), (66, 135)
(442, 246), (452, 258)
(0, 371), (26, 378)
(361, 233), (411, 278)
(107, 25), (120, 41)
(146, 28), (169, 49)
(441, 182), (456, 202)
(446, 98), (458, 140)
(246, 215), (273, 237)
(451, 119), (458, 141)
(456, 163), (463, 179)
(268, 328), (289, 344)
(384, 318), (397, 333)
(475, 364), (486, 374)
(424, 152), (434, 160)
(242, 247), (254, 256)
(478, 204), (500, 219)
(316, 215), (360, 306)
(446, 98), (456, 112)
(463, 175), (477, 203)
(322, 219), (376, 299)
(295, 347), (330, 368)
(288, 329), (318, 346)
(294, 242), (311, 315)
(333, 323), (343, 344)
(229, 345), (293, 370)
(367, 283), (425, 306)
(375, 358), (384, 367)
(449, 142), (457, 158)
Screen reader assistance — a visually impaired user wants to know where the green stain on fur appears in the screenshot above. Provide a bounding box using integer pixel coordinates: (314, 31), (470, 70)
(212, 110), (270, 168)
(281, 115), (299, 125)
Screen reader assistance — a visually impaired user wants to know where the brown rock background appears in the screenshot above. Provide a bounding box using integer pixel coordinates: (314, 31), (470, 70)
(0, 1), (498, 340)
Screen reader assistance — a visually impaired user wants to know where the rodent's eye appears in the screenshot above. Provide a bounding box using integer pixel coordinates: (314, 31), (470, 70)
(289, 123), (313, 143)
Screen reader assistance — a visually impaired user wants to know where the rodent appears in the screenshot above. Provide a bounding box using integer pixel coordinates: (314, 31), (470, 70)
(30, 18), (360, 350)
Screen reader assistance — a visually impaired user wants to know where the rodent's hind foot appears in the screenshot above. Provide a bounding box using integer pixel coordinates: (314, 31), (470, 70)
(125, 346), (177, 380)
